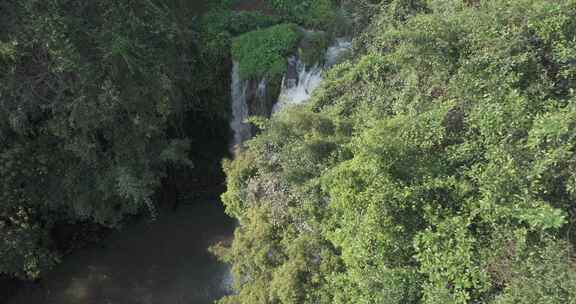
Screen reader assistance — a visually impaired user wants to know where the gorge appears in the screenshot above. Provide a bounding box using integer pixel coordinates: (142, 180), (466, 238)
(3, 1), (576, 304)
(3, 2), (353, 303)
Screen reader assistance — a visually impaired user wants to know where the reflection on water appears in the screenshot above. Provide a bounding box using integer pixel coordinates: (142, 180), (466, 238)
(7, 200), (234, 304)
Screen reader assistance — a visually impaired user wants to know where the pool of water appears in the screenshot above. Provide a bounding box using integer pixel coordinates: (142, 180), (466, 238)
(7, 200), (235, 304)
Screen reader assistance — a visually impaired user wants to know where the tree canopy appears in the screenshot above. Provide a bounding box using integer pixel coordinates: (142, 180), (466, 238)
(3, 1), (576, 303)
(218, 0), (576, 303)
(0, 0), (233, 279)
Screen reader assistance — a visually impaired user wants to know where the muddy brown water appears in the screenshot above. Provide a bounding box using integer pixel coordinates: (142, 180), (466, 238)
(6, 200), (235, 304)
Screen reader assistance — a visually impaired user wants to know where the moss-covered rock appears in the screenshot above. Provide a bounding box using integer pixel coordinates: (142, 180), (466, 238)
(232, 23), (301, 79)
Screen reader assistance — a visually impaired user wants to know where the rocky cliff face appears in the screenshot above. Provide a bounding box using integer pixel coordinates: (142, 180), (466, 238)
(230, 32), (352, 148)
(245, 76), (282, 118)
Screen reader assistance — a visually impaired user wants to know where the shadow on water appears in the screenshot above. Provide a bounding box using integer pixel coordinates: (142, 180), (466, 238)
(7, 200), (235, 304)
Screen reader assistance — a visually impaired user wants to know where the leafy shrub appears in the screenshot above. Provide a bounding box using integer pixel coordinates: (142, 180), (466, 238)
(266, 0), (339, 30)
(229, 11), (281, 35)
(0, 0), (233, 279)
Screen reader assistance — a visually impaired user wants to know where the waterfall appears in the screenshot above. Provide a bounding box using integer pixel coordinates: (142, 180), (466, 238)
(229, 38), (352, 148)
(272, 57), (323, 113)
(272, 38), (352, 113)
(257, 78), (267, 102)
(229, 62), (252, 150)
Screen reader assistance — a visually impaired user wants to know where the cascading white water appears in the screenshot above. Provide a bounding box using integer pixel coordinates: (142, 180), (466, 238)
(229, 39), (352, 147)
(272, 38), (352, 113)
(272, 57), (324, 113)
(257, 78), (267, 101)
(229, 62), (252, 150)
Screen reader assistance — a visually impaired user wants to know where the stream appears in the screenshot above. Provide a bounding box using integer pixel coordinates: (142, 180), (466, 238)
(6, 200), (235, 304)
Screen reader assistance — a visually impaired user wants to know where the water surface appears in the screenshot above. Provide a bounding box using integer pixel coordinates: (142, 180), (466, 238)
(7, 200), (234, 304)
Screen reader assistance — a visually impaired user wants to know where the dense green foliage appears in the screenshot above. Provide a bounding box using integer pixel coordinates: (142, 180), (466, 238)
(0, 0), (234, 279)
(4, 1), (576, 304)
(265, 0), (340, 30)
(263, 0), (370, 35)
(232, 24), (301, 79)
(219, 0), (576, 303)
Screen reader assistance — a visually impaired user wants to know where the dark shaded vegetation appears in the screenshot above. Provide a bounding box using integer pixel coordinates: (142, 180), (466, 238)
(0, 0), (234, 280)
